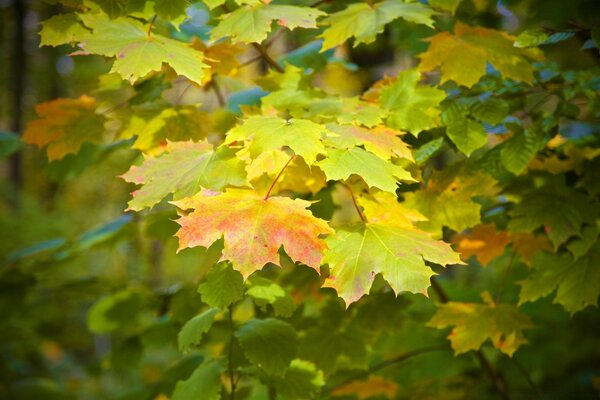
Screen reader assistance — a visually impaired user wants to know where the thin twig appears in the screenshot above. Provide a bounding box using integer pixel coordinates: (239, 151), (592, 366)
(323, 344), (449, 394)
(228, 304), (236, 400)
(496, 251), (517, 304)
(264, 154), (296, 200)
(510, 356), (546, 400)
(430, 277), (511, 400)
(211, 75), (226, 107)
(251, 43), (284, 72)
(147, 14), (157, 37)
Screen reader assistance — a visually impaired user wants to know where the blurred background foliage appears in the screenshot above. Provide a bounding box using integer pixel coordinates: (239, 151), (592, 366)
(1, 0), (600, 399)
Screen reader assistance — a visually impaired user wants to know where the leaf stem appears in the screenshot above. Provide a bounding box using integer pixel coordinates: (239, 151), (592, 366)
(430, 277), (511, 400)
(323, 344), (448, 394)
(343, 184), (366, 222)
(495, 251), (517, 305)
(264, 154), (296, 200)
(228, 304), (237, 400)
(210, 75), (226, 107)
(147, 14), (157, 37)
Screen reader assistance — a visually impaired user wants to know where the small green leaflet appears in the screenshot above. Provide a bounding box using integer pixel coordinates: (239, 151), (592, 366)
(246, 276), (296, 318)
(211, 4), (325, 44)
(428, 0), (464, 14)
(226, 116), (328, 165)
(323, 223), (462, 305)
(235, 318), (298, 376)
(178, 308), (219, 353)
(442, 112), (487, 156)
(316, 147), (415, 193)
(500, 129), (542, 175)
(379, 69), (446, 135)
(121, 141), (247, 211)
(198, 263), (245, 309)
(428, 292), (533, 356)
(265, 359), (325, 399)
(319, 0), (435, 51)
(77, 14), (208, 84)
(171, 358), (224, 400)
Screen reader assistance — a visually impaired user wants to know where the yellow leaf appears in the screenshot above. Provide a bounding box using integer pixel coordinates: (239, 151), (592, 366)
(453, 224), (511, 266)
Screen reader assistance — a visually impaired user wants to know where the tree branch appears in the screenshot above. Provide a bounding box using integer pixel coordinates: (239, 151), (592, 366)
(343, 183), (366, 222)
(251, 43), (284, 73)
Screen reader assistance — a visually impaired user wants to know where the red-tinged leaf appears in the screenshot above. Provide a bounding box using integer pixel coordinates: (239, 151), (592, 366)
(173, 189), (333, 277)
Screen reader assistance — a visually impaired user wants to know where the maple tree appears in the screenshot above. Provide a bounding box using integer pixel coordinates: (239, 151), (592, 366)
(1, 0), (600, 399)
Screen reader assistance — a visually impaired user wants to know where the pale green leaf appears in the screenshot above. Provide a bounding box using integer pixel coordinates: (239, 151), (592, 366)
(178, 308), (219, 353)
(198, 263), (244, 309)
(40, 13), (88, 47)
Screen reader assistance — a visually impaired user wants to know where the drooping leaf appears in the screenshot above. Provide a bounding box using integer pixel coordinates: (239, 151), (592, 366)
(178, 308), (219, 353)
(121, 141), (247, 211)
(323, 223), (462, 305)
(500, 129), (543, 175)
(197, 263), (245, 309)
(171, 358), (224, 400)
(319, 0), (435, 51)
(519, 243), (600, 314)
(173, 189), (333, 278)
(419, 22), (541, 87)
(444, 115), (487, 156)
(235, 318), (298, 376)
(316, 147), (414, 194)
(453, 224), (511, 266)
(378, 69), (446, 134)
(226, 116), (328, 165)
(211, 4), (325, 44)
(23, 96), (106, 161)
(78, 14), (208, 84)
(428, 292), (533, 356)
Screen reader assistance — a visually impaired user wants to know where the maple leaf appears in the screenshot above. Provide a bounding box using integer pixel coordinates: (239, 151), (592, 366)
(519, 243), (600, 314)
(226, 116), (328, 165)
(419, 22), (541, 87)
(403, 167), (498, 235)
(210, 4), (325, 44)
(509, 232), (552, 266)
(39, 13), (88, 47)
(316, 147), (415, 194)
(120, 104), (210, 153)
(332, 375), (398, 399)
(324, 124), (414, 162)
(323, 223), (462, 305)
(173, 189), (333, 278)
(453, 224), (511, 266)
(190, 39), (245, 81)
(23, 95), (106, 161)
(358, 191), (427, 229)
(77, 14), (208, 84)
(428, 292), (533, 356)
(378, 69), (446, 135)
(121, 141), (247, 211)
(319, 0), (435, 51)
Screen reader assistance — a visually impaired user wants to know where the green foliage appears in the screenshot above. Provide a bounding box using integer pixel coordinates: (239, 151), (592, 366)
(3, 0), (600, 399)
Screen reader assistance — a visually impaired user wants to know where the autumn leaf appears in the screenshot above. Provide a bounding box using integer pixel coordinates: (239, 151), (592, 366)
(509, 232), (552, 265)
(453, 224), (511, 266)
(358, 191), (427, 229)
(77, 14), (209, 84)
(319, 0), (435, 51)
(173, 189), (333, 278)
(121, 141), (247, 211)
(428, 292), (533, 356)
(211, 4), (325, 44)
(332, 375), (398, 399)
(23, 95), (106, 161)
(39, 13), (88, 47)
(419, 22), (541, 87)
(323, 223), (462, 305)
(190, 39), (245, 81)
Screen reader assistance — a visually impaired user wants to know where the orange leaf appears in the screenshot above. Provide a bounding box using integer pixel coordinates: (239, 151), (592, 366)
(332, 375), (398, 399)
(453, 224), (510, 266)
(173, 189), (333, 278)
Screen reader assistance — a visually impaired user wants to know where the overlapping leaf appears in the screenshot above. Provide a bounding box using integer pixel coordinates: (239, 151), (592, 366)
(453, 224), (511, 266)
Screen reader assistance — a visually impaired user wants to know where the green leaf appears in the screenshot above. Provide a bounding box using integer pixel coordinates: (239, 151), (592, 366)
(39, 13), (88, 47)
(319, 0), (435, 51)
(428, 292), (533, 356)
(178, 308), (219, 353)
(519, 243), (600, 314)
(444, 116), (487, 156)
(514, 28), (549, 48)
(121, 141), (247, 211)
(428, 0), (463, 13)
(171, 358), (224, 400)
(87, 289), (147, 334)
(500, 129), (542, 175)
(323, 223), (462, 305)
(198, 263), (244, 309)
(247, 277), (296, 318)
(414, 137), (444, 165)
(78, 14), (208, 84)
(270, 359), (324, 400)
(235, 318), (298, 376)
(211, 4), (324, 44)
(324, 124), (413, 161)
(0, 131), (22, 159)
(316, 147), (414, 193)
(379, 69), (446, 135)
(154, 0), (189, 22)
(471, 98), (509, 125)
(226, 116), (328, 165)
(508, 185), (594, 249)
